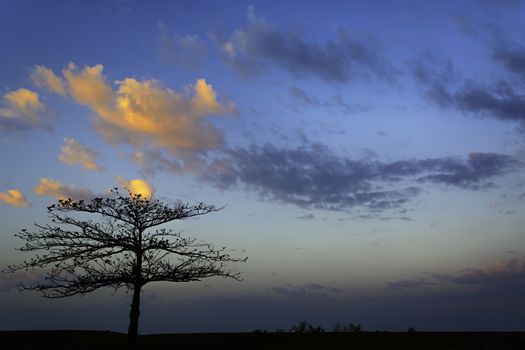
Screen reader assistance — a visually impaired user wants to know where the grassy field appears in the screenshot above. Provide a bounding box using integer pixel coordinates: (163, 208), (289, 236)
(1, 330), (524, 349)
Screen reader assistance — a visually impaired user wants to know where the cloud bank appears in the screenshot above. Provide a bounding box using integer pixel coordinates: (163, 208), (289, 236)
(201, 142), (520, 211)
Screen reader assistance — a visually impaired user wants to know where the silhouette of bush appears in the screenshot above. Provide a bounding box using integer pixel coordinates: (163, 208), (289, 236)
(333, 323), (363, 333)
(290, 321), (325, 333)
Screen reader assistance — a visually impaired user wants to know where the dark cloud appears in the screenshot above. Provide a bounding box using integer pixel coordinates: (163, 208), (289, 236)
(452, 256), (525, 285)
(493, 46), (525, 80)
(202, 142), (520, 211)
(288, 86), (369, 114)
(411, 49), (525, 125)
(387, 256), (525, 297)
(210, 7), (396, 82)
(0, 117), (36, 133)
(0, 270), (44, 293)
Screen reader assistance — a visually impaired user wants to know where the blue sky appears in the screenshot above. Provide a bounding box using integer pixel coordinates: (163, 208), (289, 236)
(1, 0), (525, 332)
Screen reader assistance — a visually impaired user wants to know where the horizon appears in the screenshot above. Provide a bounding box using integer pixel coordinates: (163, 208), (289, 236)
(1, 0), (525, 333)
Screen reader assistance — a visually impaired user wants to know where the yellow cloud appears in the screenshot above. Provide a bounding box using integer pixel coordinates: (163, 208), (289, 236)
(63, 63), (115, 113)
(59, 137), (101, 171)
(31, 66), (66, 96)
(40, 64), (234, 157)
(0, 189), (29, 208)
(117, 176), (154, 199)
(34, 178), (93, 200)
(0, 88), (46, 126)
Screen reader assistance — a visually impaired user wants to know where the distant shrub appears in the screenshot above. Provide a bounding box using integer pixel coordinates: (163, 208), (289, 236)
(333, 323), (363, 333)
(407, 326), (417, 333)
(275, 328), (286, 333)
(290, 321), (325, 333)
(252, 329), (267, 333)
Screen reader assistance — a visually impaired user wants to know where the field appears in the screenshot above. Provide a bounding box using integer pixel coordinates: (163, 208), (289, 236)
(1, 330), (524, 349)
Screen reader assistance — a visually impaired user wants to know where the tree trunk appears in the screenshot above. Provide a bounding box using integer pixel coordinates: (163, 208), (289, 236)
(127, 284), (142, 345)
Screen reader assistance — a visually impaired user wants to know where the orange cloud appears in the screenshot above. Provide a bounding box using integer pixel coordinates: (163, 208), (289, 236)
(63, 63), (114, 112)
(40, 63), (235, 158)
(31, 66), (66, 96)
(116, 176), (155, 198)
(0, 189), (29, 208)
(59, 137), (101, 171)
(0, 88), (47, 127)
(34, 178), (93, 200)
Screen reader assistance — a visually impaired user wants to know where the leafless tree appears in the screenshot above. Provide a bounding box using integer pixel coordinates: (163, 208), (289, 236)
(6, 188), (247, 344)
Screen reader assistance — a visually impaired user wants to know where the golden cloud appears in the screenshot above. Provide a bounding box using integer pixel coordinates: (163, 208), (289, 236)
(59, 137), (101, 171)
(0, 189), (29, 208)
(34, 178), (93, 200)
(41, 63), (234, 157)
(116, 176), (155, 198)
(31, 66), (66, 96)
(63, 63), (114, 112)
(117, 176), (155, 198)
(0, 88), (46, 127)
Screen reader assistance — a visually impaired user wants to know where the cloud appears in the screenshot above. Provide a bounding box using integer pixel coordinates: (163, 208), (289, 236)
(0, 189), (29, 208)
(129, 150), (183, 175)
(58, 137), (102, 171)
(387, 278), (435, 291)
(0, 88), (48, 131)
(452, 256), (525, 285)
(411, 50), (525, 126)
(202, 142), (521, 211)
(0, 270), (44, 293)
(387, 256), (525, 296)
(158, 22), (207, 69)
(296, 213), (315, 220)
(116, 176), (154, 198)
(493, 47), (525, 80)
(289, 86), (369, 114)
(31, 65), (66, 96)
(54, 63), (235, 161)
(211, 7), (396, 82)
(34, 178), (93, 200)
(269, 283), (341, 299)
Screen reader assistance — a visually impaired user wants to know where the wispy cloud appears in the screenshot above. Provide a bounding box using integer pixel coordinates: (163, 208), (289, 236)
(34, 178), (93, 200)
(31, 65), (66, 96)
(0, 189), (29, 208)
(296, 213), (315, 220)
(158, 22), (207, 69)
(269, 283), (341, 299)
(387, 256), (525, 295)
(288, 86), (369, 114)
(59, 137), (102, 171)
(210, 7), (396, 82)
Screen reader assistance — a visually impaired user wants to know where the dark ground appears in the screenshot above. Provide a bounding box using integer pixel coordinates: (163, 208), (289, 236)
(1, 330), (524, 349)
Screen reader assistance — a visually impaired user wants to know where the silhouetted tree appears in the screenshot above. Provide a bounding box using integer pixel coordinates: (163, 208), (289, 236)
(6, 188), (247, 345)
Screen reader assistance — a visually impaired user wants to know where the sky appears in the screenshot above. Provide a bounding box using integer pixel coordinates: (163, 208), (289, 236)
(1, 0), (525, 333)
